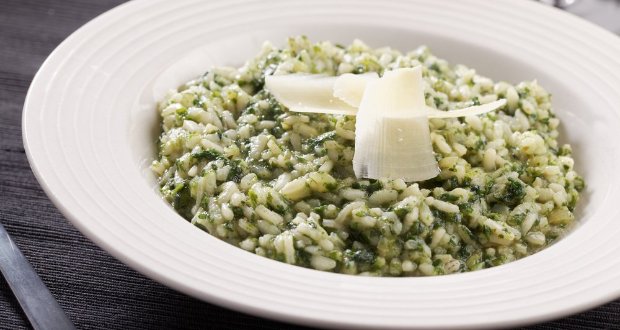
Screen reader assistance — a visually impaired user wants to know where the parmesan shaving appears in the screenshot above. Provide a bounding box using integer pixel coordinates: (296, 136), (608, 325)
(265, 74), (357, 115)
(373, 115), (439, 181)
(333, 72), (379, 107)
(425, 99), (507, 118)
(266, 66), (506, 182)
(353, 67), (440, 181)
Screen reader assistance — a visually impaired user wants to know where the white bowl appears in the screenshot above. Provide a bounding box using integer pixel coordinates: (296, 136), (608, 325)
(22, 0), (620, 328)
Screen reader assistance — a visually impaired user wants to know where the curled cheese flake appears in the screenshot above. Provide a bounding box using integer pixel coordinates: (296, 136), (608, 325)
(333, 72), (380, 107)
(425, 99), (506, 119)
(265, 67), (506, 182)
(265, 73), (378, 115)
(353, 67), (439, 181)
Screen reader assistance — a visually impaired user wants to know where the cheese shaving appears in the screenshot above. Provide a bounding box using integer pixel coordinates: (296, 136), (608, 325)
(352, 67), (440, 181)
(425, 99), (506, 118)
(265, 73), (377, 115)
(264, 74), (357, 115)
(265, 67), (506, 182)
(333, 72), (379, 107)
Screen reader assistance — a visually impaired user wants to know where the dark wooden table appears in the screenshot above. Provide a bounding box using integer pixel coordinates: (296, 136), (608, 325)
(1, 0), (619, 329)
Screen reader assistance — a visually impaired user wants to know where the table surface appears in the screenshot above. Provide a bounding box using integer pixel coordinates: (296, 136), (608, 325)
(1, 0), (619, 329)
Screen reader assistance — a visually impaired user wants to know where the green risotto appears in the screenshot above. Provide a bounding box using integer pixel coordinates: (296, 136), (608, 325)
(152, 36), (584, 276)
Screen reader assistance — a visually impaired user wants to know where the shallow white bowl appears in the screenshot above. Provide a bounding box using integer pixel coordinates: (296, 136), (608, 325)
(22, 0), (620, 328)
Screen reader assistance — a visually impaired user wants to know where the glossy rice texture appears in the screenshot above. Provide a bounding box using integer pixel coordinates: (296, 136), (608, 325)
(152, 37), (584, 276)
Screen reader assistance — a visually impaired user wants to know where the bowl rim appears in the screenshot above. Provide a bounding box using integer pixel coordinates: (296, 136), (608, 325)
(22, 0), (620, 328)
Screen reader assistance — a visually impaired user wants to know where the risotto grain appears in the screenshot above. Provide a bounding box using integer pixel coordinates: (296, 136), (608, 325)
(152, 36), (584, 276)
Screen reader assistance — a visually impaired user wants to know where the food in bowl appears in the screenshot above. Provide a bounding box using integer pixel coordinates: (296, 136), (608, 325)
(151, 36), (584, 276)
